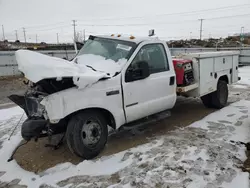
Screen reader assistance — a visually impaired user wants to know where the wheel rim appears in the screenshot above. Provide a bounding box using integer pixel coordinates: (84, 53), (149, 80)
(81, 118), (102, 148)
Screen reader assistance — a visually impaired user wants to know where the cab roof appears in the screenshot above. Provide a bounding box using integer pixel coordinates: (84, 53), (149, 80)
(95, 35), (161, 44)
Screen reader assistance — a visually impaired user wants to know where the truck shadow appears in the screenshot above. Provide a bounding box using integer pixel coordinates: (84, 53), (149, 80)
(14, 97), (216, 173)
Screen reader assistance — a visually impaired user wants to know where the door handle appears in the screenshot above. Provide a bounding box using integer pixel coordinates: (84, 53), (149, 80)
(170, 76), (175, 85)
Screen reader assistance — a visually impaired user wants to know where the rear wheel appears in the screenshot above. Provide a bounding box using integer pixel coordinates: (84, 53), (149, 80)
(201, 93), (214, 108)
(66, 110), (108, 159)
(200, 80), (228, 109)
(211, 80), (228, 109)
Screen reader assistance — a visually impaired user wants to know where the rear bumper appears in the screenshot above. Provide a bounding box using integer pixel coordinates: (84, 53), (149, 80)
(21, 119), (47, 141)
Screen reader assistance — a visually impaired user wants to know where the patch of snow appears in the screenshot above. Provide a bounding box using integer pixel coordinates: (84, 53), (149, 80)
(42, 151), (132, 181)
(0, 101), (250, 187)
(237, 66), (250, 85)
(221, 169), (249, 188)
(232, 84), (249, 89)
(238, 66), (250, 85)
(0, 106), (24, 121)
(189, 100), (250, 143)
(186, 175), (207, 188)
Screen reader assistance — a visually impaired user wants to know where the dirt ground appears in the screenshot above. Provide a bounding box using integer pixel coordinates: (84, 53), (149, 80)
(0, 76), (27, 107)
(1, 77), (250, 174)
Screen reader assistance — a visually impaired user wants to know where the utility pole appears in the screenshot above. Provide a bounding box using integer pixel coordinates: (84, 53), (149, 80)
(190, 32), (192, 40)
(198, 19), (204, 40)
(240, 26), (245, 47)
(72, 20), (77, 42)
(15, 30), (18, 41)
(83, 29), (86, 42)
(22, 27), (27, 44)
(240, 27), (245, 40)
(2, 25), (5, 40)
(57, 33), (59, 44)
(36, 34), (38, 44)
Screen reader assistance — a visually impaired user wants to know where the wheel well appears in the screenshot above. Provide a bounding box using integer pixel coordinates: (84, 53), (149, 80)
(219, 75), (229, 84)
(66, 108), (116, 130)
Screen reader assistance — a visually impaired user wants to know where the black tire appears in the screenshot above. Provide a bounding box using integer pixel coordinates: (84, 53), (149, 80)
(66, 118), (82, 157)
(66, 110), (108, 159)
(201, 93), (214, 108)
(211, 80), (228, 109)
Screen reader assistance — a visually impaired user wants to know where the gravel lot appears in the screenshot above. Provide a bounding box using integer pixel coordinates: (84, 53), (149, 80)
(0, 76), (27, 107)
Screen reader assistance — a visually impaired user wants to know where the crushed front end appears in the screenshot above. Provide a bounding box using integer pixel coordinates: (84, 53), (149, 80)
(9, 78), (73, 141)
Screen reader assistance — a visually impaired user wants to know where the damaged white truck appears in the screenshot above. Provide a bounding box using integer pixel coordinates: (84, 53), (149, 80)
(9, 35), (240, 159)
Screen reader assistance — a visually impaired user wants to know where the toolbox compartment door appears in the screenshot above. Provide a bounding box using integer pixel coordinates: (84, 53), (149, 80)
(199, 58), (215, 96)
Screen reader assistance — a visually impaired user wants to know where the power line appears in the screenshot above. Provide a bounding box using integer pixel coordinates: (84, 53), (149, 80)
(76, 14), (250, 27)
(25, 21), (68, 29)
(4, 3), (248, 32)
(1, 5), (248, 38)
(77, 19), (198, 27)
(206, 13), (250, 20)
(28, 25), (70, 32)
(205, 24), (250, 30)
(77, 3), (250, 22)
(76, 13), (249, 27)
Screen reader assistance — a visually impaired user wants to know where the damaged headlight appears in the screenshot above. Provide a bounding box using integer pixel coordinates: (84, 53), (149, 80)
(24, 95), (46, 118)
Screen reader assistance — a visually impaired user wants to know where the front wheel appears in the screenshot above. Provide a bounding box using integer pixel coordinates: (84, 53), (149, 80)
(66, 110), (108, 159)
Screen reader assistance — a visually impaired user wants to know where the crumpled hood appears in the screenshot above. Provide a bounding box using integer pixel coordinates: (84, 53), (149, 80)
(15, 50), (126, 89)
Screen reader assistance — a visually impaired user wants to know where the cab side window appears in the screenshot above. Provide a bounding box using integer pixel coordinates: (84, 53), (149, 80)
(129, 43), (169, 74)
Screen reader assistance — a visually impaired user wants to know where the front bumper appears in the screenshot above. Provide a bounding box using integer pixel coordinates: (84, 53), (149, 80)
(22, 119), (47, 141)
(9, 94), (67, 140)
(8, 94), (48, 140)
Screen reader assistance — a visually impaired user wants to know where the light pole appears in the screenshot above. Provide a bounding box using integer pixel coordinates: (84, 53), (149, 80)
(198, 19), (204, 40)
(240, 27), (245, 47)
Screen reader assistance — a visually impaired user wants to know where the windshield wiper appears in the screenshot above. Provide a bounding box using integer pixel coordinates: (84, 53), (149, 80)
(86, 65), (97, 71)
(86, 65), (111, 77)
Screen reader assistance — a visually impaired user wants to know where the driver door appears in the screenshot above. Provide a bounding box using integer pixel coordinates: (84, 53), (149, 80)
(122, 42), (176, 123)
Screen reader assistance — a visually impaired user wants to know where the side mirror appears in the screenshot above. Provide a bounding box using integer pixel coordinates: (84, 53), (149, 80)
(125, 61), (150, 82)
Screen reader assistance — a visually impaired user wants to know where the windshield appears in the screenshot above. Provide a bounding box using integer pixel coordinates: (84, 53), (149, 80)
(77, 36), (136, 62)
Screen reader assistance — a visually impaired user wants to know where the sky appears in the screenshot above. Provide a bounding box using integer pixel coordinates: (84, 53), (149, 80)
(0, 0), (249, 43)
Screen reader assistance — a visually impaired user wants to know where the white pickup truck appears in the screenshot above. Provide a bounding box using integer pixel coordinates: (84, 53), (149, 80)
(9, 35), (240, 159)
